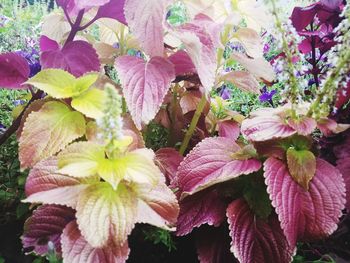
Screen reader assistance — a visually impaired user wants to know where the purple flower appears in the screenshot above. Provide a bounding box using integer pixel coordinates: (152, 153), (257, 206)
(0, 14), (9, 27)
(13, 100), (26, 107)
(259, 86), (277, 105)
(263, 43), (270, 53)
(0, 123), (6, 134)
(166, 10), (172, 19)
(112, 42), (120, 49)
(16, 49), (41, 77)
(219, 85), (231, 100)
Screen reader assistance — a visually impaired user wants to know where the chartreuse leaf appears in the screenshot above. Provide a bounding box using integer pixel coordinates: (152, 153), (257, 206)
(71, 88), (107, 119)
(58, 142), (162, 190)
(26, 69), (104, 119)
(26, 69), (77, 98)
(19, 101), (86, 169)
(76, 182), (138, 247)
(57, 142), (105, 178)
(287, 148), (316, 190)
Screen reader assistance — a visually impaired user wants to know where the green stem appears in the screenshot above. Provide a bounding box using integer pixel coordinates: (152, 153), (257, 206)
(179, 94), (207, 155)
(122, 97), (127, 114)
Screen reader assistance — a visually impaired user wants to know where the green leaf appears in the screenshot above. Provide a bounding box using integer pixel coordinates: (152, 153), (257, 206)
(286, 148), (316, 190)
(19, 101), (86, 169)
(26, 69), (98, 99)
(71, 88), (106, 119)
(243, 175), (272, 220)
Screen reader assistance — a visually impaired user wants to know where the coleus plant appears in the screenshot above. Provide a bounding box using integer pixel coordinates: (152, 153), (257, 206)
(0, 0), (349, 263)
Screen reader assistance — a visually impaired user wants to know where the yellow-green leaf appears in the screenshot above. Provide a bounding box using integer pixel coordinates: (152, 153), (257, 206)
(286, 148), (316, 190)
(76, 182), (138, 247)
(26, 69), (98, 99)
(57, 142), (105, 178)
(26, 69), (77, 98)
(75, 73), (99, 94)
(97, 148), (163, 190)
(71, 88), (106, 119)
(19, 101), (86, 169)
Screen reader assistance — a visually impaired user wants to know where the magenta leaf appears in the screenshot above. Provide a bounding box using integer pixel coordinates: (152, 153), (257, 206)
(95, 0), (127, 25)
(196, 226), (236, 263)
(22, 204), (75, 256)
(168, 50), (197, 77)
(115, 55), (175, 129)
(40, 35), (60, 52)
(61, 221), (130, 263)
(176, 189), (226, 236)
(0, 52), (30, 89)
(124, 0), (172, 57)
(227, 199), (293, 263)
(263, 157), (346, 247)
(155, 148), (183, 184)
(218, 120), (240, 141)
(74, 0), (110, 10)
(41, 40), (100, 77)
(176, 137), (262, 197)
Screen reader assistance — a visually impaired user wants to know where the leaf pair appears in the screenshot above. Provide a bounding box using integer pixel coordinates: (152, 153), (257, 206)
(26, 69), (106, 119)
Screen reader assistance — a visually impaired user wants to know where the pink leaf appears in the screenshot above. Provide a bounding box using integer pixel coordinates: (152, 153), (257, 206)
(74, 0), (110, 10)
(22, 205), (75, 256)
(196, 226), (236, 263)
(135, 183), (179, 229)
(115, 56), (175, 129)
(334, 136), (350, 211)
(220, 71), (261, 94)
(41, 40), (100, 77)
(168, 50), (197, 76)
(176, 189), (226, 236)
(124, 0), (172, 57)
(193, 13), (223, 49)
(241, 115), (296, 142)
(218, 120), (240, 141)
(176, 137), (262, 197)
(170, 22), (216, 93)
(24, 157), (92, 208)
(40, 35), (60, 52)
(0, 52), (30, 89)
(61, 221), (130, 263)
(287, 117), (317, 136)
(231, 51), (275, 82)
(227, 199), (293, 263)
(263, 158), (346, 247)
(155, 148), (183, 184)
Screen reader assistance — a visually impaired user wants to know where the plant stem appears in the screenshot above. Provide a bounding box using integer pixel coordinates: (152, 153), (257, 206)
(310, 22), (320, 88)
(64, 9), (85, 46)
(179, 94), (207, 155)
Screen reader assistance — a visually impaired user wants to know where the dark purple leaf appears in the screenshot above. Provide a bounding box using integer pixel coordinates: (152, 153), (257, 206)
(41, 40), (100, 77)
(0, 52), (30, 89)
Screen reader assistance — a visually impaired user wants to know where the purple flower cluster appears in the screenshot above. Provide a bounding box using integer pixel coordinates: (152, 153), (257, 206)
(219, 85), (231, 100)
(16, 48), (41, 77)
(259, 86), (277, 105)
